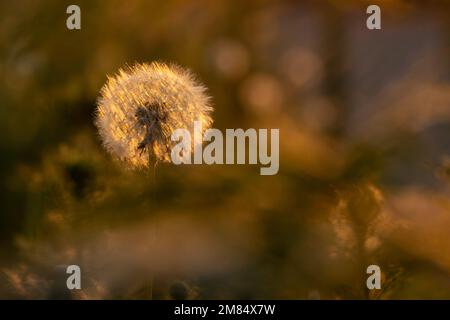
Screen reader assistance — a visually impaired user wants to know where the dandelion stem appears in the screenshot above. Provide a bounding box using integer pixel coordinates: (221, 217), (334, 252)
(148, 145), (158, 300)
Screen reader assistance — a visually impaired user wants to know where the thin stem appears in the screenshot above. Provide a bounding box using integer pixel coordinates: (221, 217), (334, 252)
(147, 145), (158, 300)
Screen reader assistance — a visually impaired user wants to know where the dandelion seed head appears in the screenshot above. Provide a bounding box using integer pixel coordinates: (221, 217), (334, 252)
(95, 62), (213, 168)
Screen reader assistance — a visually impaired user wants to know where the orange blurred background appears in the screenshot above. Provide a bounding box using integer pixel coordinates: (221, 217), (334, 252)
(0, 0), (449, 299)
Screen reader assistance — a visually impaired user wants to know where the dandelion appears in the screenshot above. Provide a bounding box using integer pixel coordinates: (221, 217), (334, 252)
(95, 62), (213, 168)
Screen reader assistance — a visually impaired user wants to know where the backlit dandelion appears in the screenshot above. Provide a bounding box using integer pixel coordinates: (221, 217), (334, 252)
(95, 62), (213, 168)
